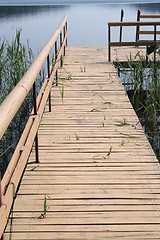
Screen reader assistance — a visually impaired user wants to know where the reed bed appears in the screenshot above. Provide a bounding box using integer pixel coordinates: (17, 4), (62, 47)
(114, 51), (160, 160)
(0, 30), (44, 176)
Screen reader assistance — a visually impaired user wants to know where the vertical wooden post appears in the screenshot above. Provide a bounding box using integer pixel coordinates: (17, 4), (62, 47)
(33, 82), (39, 163)
(119, 9), (124, 43)
(60, 32), (63, 67)
(55, 40), (58, 86)
(136, 9), (141, 42)
(0, 173), (4, 240)
(63, 26), (66, 56)
(108, 25), (111, 62)
(154, 25), (157, 41)
(66, 22), (68, 47)
(47, 55), (51, 112)
(146, 46), (149, 62)
(154, 25), (157, 64)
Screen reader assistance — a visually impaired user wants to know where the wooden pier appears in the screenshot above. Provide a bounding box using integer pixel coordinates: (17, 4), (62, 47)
(4, 46), (160, 239)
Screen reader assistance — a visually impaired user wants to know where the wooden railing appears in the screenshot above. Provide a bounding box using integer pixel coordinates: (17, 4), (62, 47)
(108, 21), (160, 62)
(119, 9), (124, 43)
(0, 15), (68, 238)
(136, 10), (160, 41)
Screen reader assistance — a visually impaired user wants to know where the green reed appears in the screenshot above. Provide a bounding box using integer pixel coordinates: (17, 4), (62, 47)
(0, 29), (44, 176)
(114, 50), (160, 160)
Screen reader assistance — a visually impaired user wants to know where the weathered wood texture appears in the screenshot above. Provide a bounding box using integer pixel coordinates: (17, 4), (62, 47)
(5, 47), (160, 239)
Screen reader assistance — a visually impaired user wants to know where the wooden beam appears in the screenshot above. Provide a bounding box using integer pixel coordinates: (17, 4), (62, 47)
(140, 14), (160, 18)
(108, 21), (160, 27)
(138, 30), (160, 35)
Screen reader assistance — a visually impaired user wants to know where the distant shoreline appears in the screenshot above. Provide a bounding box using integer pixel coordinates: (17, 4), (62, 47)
(0, 0), (157, 7)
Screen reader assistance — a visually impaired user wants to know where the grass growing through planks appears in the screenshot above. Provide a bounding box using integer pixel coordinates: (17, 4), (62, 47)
(115, 119), (130, 127)
(75, 132), (79, 140)
(89, 89), (112, 105)
(91, 108), (101, 112)
(80, 66), (86, 72)
(39, 195), (51, 219)
(104, 101), (112, 105)
(57, 68), (73, 101)
(61, 84), (64, 100)
(30, 165), (39, 171)
(107, 146), (112, 158)
(61, 55), (64, 68)
(92, 91), (105, 101)
(58, 66), (72, 81)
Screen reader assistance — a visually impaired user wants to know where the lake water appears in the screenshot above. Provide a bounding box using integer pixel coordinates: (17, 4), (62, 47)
(1, 1), (160, 174)
(1, 2), (160, 54)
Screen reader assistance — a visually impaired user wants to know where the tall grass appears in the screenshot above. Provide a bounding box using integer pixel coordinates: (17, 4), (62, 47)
(115, 51), (160, 160)
(0, 29), (43, 176)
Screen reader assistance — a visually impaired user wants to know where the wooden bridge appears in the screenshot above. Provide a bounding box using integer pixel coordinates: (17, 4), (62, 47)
(1, 15), (160, 240)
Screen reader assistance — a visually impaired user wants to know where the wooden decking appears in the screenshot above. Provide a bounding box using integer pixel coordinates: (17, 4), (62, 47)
(5, 47), (160, 239)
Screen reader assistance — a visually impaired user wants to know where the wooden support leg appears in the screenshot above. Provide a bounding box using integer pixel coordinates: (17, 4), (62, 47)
(108, 46), (111, 62)
(0, 174), (4, 240)
(47, 55), (51, 112)
(33, 82), (39, 163)
(55, 41), (58, 86)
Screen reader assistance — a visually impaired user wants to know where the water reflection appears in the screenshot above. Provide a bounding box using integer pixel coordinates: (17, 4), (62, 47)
(135, 3), (160, 13)
(0, 5), (70, 20)
(0, 3), (160, 53)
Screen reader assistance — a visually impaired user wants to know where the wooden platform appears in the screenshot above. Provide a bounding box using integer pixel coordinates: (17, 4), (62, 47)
(5, 47), (160, 239)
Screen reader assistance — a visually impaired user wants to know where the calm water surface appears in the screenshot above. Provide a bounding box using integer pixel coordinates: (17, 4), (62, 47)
(1, 1), (160, 173)
(1, 3), (160, 54)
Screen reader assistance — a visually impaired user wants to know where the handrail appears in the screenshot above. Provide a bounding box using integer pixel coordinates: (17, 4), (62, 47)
(0, 15), (67, 140)
(0, 15), (68, 238)
(108, 21), (160, 61)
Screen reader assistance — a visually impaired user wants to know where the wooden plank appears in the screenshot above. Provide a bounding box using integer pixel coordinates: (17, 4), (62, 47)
(4, 231), (160, 240)
(4, 46), (160, 239)
(5, 217), (160, 224)
(11, 204), (160, 212)
(5, 223), (160, 232)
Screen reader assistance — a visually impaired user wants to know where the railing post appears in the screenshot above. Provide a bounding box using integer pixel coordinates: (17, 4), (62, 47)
(146, 46), (149, 62)
(63, 26), (66, 56)
(136, 9), (141, 42)
(60, 32), (63, 67)
(108, 25), (111, 62)
(0, 173), (4, 240)
(33, 81), (39, 163)
(154, 25), (157, 41)
(119, 9), (124, 42)
(55, 40), (58, 86)
(154, 25), (157, 64)
(47, 55), (51, 112)
(66, 22), (68, 47)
